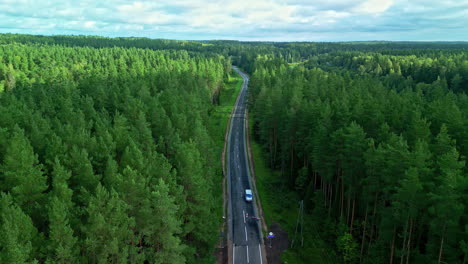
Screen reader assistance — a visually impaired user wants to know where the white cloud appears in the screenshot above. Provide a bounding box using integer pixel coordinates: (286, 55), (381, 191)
(354, 0), (394, 14)
(116, 2), (176, 25)
(84, 21), (96, 28)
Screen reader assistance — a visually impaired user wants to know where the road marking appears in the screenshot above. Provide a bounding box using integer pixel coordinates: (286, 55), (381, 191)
(259, 245), (263, 264)
(232, 245), (235, 264)
(246, 245), (250, 263)
(245, 226), (248, 241)
(243, 210), (246, 223)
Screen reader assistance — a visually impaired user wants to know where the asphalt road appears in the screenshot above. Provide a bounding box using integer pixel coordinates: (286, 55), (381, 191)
(228, 66), (263, 264)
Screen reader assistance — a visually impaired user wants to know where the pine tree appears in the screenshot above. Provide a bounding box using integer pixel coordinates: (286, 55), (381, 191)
(46, 197), (78, 264)
(46, 161), (78, 264)
(0, 193), (39, 264)
(144, 179), (185, 264)
(342, 122), (368, 232)
(174, 141), (217, 262)
(428, 146), (465, 264)
(82, 184), (136, 264)
(0, 126), (47, 222)
(66, 147), (100, 205)
(391, 167), (424, 263)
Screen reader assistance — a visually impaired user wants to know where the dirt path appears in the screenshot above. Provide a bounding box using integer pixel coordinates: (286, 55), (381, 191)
(265, 223), (290, 264)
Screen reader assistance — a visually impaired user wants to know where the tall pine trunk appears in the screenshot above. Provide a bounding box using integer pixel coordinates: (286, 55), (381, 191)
(360, 204), (369, 263)
(406, 218), (413, 264)
(323, 182), (328, 208)
(314, 171), (317, 192)
(290, 141), (294, 183)
(390, 226), (396, 264)
(347, 191), (351, 228)
(400, 214), (410, 264)
(328, 180), (333, 217)
(438, 224), (446, 264)
(367, 193), (379, 254)
(273, 129), (278, 166)
(334, 174), (339, 213)
(269, 130), (274, 167)
(341, 175), (344, 220)
(322, 178), (326, 205)
(350, 197), (356, 234)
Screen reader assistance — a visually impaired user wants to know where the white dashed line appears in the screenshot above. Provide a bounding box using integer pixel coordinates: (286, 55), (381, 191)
(245, 226), (248, 241)
(232, 245), (235, 264)
(259, 245), (263, 264)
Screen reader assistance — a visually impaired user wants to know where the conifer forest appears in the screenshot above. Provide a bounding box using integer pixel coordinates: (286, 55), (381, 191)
(0, 34), (467, 264)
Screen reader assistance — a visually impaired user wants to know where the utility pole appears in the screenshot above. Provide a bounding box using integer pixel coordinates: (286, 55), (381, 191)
(291, 200), (304, 248)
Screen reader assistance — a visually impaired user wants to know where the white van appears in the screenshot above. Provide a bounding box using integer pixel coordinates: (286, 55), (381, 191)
(245, 189), (253, 202)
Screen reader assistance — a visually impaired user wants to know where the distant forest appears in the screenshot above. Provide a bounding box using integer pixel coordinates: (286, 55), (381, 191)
(0, 34), (467, 264)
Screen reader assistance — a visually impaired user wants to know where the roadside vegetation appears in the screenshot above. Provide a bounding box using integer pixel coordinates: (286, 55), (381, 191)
(248, 53), (467, 263)
(250, 114), (340, 264)
(210, 70), (243, 147)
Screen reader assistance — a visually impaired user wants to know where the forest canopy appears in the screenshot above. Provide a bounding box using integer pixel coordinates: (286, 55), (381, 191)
(248, 49), (467, 263)
(0, 34), (229, 263)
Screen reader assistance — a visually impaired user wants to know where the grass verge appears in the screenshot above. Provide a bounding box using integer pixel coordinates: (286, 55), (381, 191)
(214, 71), (243, 143)
(248, 113), (340, 264)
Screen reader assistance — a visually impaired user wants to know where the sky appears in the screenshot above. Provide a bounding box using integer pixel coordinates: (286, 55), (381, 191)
(0, 0), (467, 41)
